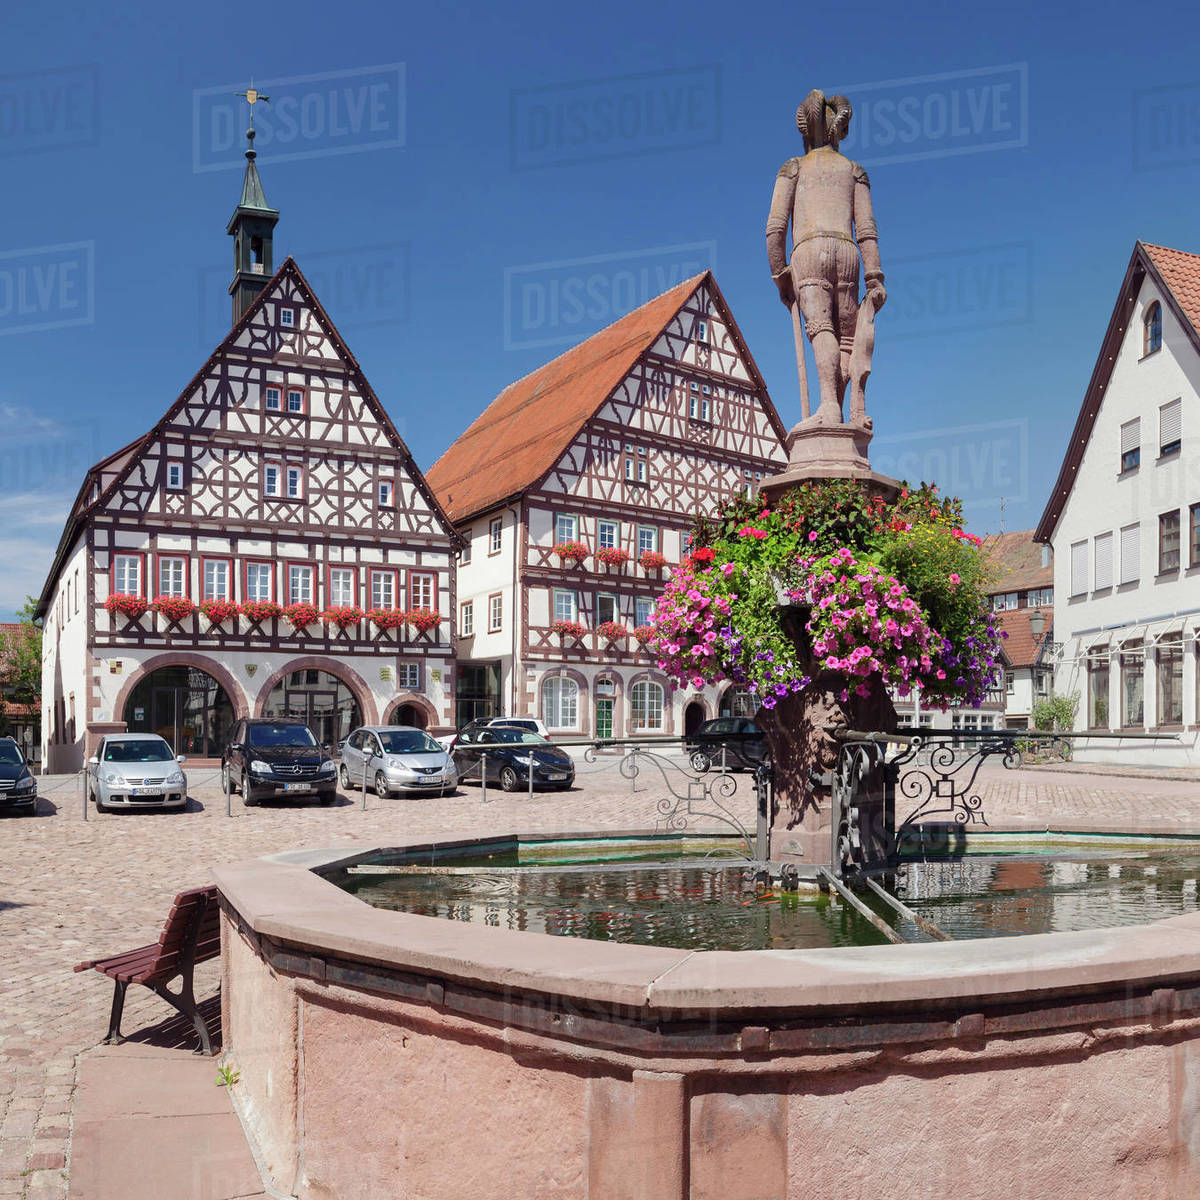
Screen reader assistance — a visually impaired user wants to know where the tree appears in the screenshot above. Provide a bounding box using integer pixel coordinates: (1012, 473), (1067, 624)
(0, 598), (43, 736)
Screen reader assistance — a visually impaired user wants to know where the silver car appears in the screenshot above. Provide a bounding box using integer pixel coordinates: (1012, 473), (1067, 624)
(87, 732), (187, 812)
(339, 726), (457, 798)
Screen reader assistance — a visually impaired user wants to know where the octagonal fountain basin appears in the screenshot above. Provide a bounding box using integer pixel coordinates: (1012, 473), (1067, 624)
(215, 832), (1200, 1200)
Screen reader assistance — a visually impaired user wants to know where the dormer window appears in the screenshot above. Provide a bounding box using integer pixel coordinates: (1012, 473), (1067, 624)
(1143, 302), (1162, 356)
(265, 387), (281, 411)
(166, 460), (184, 490)
(280, 308), (295, 328)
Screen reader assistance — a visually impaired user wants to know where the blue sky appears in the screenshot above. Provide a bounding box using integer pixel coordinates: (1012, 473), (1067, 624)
(4, 0), (1200, 617)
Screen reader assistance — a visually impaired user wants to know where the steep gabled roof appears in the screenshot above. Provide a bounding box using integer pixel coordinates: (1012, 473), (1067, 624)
(35, 257), (458, 618)
(981, 530), (1052, 595)
(1035, 240), (1200, 543)
(426, 271), (785, 524)
(995, 607), (1052, 671)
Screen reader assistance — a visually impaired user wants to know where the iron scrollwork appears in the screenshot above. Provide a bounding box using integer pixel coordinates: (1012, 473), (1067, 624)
(891, 736), (1021, 832)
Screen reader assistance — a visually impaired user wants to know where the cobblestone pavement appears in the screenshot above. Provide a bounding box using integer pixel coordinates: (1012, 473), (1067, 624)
(2, 756), (1200, 1198)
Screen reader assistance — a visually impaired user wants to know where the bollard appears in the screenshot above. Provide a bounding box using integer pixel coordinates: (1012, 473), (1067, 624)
(528, 750), (534, 801)
(81, 768), (87, 822)
(720, 744), (728, 778)
(225, 765), (231, 818)
(480, 752), (488, 805)
(362, 755), (368, 811)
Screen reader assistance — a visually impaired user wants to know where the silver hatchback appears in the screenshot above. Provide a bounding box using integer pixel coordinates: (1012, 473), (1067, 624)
(87, 732), (187, 812)
(339, 726), (457, 798)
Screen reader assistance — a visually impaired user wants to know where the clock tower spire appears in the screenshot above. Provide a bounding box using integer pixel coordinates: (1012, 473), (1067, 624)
(227, 86), (280, 326)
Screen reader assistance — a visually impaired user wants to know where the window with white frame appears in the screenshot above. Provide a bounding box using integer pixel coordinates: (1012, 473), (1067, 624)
(288, 564), (314, 605)
(378, 480), (394, 508)
(1121, 418), (1140, 472)
(371, 570), (396, 609)
(597, 519), (618, 550)
(596, 593), (618, 624)
(460, 600), (474, 637)
(264, 464), (281, 497)
(396, 662), (421, 690)
(329, 568), (355, 606)
(459, 538), (471, 565)
(631, 681), (664, 730)
(992, 592), (1018, 611)
(1069, 541), (1088, 597)
(166, 460), (184, 490)
(542, 677), (579, 730)
(409, 572), (434, 609)
(553, 588), (577, 623)
(287, 388), (304, 414)
(158, 557), (186, 597)
(286, 466), (303, 499)
(696, 320), (708, 343)
(635, 598), (654, 626)
(280, 308), (295, 328)
(637, 526), (658, 555)
(555, 514), (577, 542)
(743, 468), (754, 497)
(623, 446), (648, 484)
(1026, 586), (1054, 607)
(203, 560), (230, 602)
(1099, 532), (1113, 592)
(264, 387), (281, 411)
(1160, 398), (1182, 456)
(1120, 523), (1141, 585)
(245, 562), (272, 603)
(489, 517), (502, 554)
(488, 594), (502, 631)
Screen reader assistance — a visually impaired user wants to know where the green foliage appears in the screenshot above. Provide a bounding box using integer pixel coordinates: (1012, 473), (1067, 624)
(0, 598), (42, 731)
(215, 1063), (240, 1088)
(1033, 693), (1079, 733)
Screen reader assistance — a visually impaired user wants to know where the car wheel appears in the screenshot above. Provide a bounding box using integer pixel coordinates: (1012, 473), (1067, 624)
(242, 772), (258, 807)
(339, 763), (351, 789)
(690, 751), (712, 773)
(499, 765), (520, 793)
(222, 764), (238, 795)
(375, 772), (391, 799)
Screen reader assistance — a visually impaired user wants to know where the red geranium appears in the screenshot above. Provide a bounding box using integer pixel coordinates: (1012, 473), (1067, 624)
(151, 595), (195, 622)
(105, 594), (149, 620)
(322, 605), (364, 630)
(239, 600), (283, 622)
(282, 602), (320, 630)
(639, 550), (668, 571)
(199, 599), (239, 626)
(405, 608), (441, 634)
(368, 607), (407, 631)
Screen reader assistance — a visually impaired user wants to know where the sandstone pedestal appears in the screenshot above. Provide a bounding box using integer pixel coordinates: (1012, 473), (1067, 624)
(761, 419), (901, 505)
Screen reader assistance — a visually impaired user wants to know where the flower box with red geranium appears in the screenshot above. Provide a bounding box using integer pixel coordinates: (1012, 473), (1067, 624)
(596, 621), (628, 643)
(199, 598), (240, 626)
(239, 600), (283, 623)
(405, 608), (441, 635)
(151, 595), (195, 622)
(322, 605), (364, 631)
(367, 607), (407, 632)
(282, 602), (321, 631)
(552, 540), (590, 565)
(105, 594), (149, 621)
(632, 624), (654, 645)
(551, 619), (587, 640)
(595, 546), (631, 568)
(639, 550), (667, 571)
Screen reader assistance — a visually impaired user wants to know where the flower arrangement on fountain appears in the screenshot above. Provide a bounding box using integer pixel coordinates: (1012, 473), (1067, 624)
(404, 608), (441, 634)
(239, 600), (283, 623)
(552, 540), (590, 565)
(322, 604), (364, 631)
(199, 598), (240, 626)
(282, 601), (321, 631)
(594, 546), (631, 567)
(151, 595), (195, 622)
(644, 479), (1003, 711)
(105, 593), (149, 620)
(551, 618), (587, 640)
(595, 620), (628, 642)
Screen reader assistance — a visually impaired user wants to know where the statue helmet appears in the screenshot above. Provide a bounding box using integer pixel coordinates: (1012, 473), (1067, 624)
(796, 90), (853, 151)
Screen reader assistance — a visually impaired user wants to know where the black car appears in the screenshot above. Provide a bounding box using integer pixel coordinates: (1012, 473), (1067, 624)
(451, 722), (575, 792)
(221, 718), (337, 806)
(684, 717), (767, 773)
(0, 737), (37, 814)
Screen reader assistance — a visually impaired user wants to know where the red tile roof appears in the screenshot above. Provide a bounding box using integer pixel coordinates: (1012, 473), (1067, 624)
(996, 607), (1052, 670)
(427, 272), (754, 524)
(981, 530), (1053, 595)
(1141, 243), (1200, 332)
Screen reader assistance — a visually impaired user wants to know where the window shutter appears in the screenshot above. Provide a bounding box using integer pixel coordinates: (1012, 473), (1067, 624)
(1094, 531), (1113, 590)
(1120, 523), (1140, 584)
(1121, 418), (1140, 454)
(1160, 399), (1182, 448)
(1070, 541), (1088, 596)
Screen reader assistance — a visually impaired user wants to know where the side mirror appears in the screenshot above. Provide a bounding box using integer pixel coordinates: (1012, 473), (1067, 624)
(87, 755), (98, 766)
(176, 755), (187, 764)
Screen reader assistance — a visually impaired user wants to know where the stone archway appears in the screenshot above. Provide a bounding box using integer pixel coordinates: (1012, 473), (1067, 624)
(254, 658), (377, 746)
(683, 699), (708, 735)
(625, 670), (673, 736)
(384, 694), (438, 729)
(538, 667), (590, 736)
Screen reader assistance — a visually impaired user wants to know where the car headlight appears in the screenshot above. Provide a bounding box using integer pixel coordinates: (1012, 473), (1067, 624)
(248, 760), (271, 775)
(103, 771), (126, 785)
(513, 754), (535, 766)
(317, 761), (336, 775)
(13, 776), (35, 793)
(165, 770), (185, 786)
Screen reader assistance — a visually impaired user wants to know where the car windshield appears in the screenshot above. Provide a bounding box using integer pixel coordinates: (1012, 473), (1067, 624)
(0, 743), (23, 765)
(482, 728), (548, 745)
(103, 739), (174, 763)
(247, 723), (319, 748)
(379, 730), (441, 754)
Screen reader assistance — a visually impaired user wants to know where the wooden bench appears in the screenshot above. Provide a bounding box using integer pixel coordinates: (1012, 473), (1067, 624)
(74, 885), (221, 1055)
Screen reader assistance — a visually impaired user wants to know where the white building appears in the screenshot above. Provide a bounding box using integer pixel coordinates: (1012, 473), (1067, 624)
(36, 143), (458, 770)
(426, 272), (788, 737)
(1036, 241), (1200, 765)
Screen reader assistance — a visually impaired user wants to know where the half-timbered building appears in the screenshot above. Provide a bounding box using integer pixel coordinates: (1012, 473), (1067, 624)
(36, 144), (458, 771)
(427, 272), (788, 737)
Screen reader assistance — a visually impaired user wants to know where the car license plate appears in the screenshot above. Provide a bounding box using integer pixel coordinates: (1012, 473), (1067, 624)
(130, 788), (154, 797)
(547, 772), (568, 781)
(283, 783), (310, 793)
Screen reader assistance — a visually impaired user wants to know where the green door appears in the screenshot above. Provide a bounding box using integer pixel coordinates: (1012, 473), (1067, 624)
(595, 698), (614, 740)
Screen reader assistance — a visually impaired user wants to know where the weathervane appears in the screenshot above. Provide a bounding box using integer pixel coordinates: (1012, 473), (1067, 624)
(236, 82), (270, 157)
